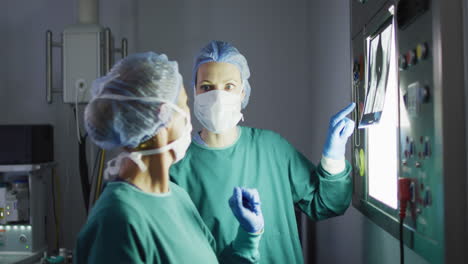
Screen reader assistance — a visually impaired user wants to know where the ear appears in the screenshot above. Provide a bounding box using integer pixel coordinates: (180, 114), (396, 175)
(241, 85), (246, 100)
(157, 103), (172, 126)
(159, 104), (182, 142)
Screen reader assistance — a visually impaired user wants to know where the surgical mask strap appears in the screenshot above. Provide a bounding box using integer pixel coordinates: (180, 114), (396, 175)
(132, 130), (187, 157)
(99, 94), (190, 174)
(97, 93), (188, 121)
(125, 119), (190, 172)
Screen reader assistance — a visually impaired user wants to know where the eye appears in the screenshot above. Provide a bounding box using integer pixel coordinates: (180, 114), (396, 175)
(200, 85), (212, 92)
(225, 83), (236, 91)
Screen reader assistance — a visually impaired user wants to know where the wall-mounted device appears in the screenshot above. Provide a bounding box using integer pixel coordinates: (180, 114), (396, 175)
(46, 26), (127, 104)
(351, 0), (467, 263)
(62, 24), (103, 103)
(45, 0), (128, 104)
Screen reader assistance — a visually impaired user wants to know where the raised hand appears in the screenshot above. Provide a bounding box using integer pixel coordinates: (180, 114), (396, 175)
(322, 103), (356, 160)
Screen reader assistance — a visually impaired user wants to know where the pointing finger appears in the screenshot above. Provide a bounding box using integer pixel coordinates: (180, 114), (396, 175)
(331, 103), (356, 126)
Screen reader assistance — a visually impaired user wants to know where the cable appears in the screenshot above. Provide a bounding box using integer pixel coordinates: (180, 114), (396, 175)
(94, 150), (106, 202)
(73, 100), (91, 214)
(51, 168), (59, 250)
(75, 89), (81, 144)
(400, 216), (404, 264)
(90, 148), (102, 190)
(398, 178), (411, 264)
(87, 147), (106, 208)
(54, 166), (63, 249)
(78, 134), (90, 214)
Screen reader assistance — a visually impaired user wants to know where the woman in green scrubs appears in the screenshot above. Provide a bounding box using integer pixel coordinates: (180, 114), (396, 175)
(74, 52), (264, 264)
(170, 41), (355, 263)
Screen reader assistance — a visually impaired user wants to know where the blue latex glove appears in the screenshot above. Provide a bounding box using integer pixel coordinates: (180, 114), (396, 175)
(228, 187), (264, 233)
(322, 103), (356, 160)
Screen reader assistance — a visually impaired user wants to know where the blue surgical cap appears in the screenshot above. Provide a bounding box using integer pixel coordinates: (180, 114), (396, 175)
(192, 40), (251, 109)
(84, 52), (182, 150)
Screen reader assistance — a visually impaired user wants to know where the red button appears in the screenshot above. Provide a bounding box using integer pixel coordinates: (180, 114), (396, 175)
(406, 50), (416, 66)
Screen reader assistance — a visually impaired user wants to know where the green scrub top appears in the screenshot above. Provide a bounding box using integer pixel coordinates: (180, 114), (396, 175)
(74, 181), (261, 264)
(170, 126), (352, 263)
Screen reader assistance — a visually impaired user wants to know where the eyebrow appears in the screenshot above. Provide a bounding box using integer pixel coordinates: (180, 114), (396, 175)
(224, 79), (239, 84)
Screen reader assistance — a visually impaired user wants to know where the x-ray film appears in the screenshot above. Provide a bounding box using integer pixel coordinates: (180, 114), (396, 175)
(359, 23), (393, 128)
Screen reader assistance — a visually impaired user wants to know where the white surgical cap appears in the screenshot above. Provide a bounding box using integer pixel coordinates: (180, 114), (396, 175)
(192, 40), (251, 109)
(84, 52), (182, 150)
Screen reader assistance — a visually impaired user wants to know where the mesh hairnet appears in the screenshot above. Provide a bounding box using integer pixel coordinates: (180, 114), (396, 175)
(192, 40), (251, 109)
(84, 52), (182, 150)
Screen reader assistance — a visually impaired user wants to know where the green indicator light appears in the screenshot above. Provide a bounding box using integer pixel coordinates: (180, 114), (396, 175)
(26, 245), (29, 249)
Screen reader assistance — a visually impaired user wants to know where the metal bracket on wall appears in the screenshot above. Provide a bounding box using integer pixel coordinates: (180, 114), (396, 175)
(46, 28), (128, 104)
(45, 31), (63, 104)
(103, 28), (128, 73)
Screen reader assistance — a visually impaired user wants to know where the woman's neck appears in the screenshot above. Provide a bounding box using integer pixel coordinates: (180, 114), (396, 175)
(200, 126), (239, 148)
(120, 152), (173, 194)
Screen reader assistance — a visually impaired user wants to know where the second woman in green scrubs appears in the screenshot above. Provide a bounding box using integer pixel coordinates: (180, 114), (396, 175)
(171, 41), (355, 263)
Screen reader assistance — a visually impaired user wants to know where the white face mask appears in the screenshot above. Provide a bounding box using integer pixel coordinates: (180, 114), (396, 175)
(194, 90), (243, 134)
(98, 94), (192, 179)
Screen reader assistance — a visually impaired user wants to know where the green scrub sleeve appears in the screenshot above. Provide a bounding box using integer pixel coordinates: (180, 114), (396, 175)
(293, 159), (353, 221)
(218, 226), (262, 263)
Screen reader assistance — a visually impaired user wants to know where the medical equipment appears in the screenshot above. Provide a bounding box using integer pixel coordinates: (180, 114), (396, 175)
(46, 27), (127, 104)
(0, 164), (52, 264)
(45, 0), (129, 105)
(351, 0), (467, 263)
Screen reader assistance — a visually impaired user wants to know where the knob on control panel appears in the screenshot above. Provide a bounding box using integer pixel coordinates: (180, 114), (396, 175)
(399, 54), (408, 70)
(416, 43), (429, 60)
(406, 50), (417, 66)
(19, 234), (27, 243)
(421, 86), (430, 103)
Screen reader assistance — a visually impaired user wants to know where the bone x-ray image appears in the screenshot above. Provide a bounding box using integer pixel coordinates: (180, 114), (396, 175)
(359, 23), (393, 128)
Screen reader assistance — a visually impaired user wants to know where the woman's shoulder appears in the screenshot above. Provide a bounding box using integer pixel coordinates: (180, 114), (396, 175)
(88, 183), (142, 223)
(76, 188), (145, 249)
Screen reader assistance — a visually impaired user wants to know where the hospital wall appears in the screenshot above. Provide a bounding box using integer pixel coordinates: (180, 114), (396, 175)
(0, 0), (432, 263)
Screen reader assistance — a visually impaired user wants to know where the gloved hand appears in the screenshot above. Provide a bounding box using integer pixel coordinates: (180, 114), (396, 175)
(322, 103), (356, 160)
(228, 187), (264, 233)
